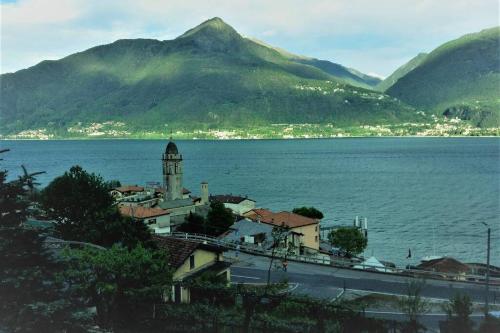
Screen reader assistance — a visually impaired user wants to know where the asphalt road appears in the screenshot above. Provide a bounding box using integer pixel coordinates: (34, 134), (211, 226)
(229, 252), (499, 303)
(229, 252), (499, 331)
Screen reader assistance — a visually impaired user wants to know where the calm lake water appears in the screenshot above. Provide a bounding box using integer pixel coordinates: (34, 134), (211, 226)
(2, 138), (499, 267)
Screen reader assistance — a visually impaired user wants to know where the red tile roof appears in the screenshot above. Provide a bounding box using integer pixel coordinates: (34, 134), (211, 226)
(244, 209), (318, 228)
(119, 205), (169, 219)
(114, 185), (144, 193)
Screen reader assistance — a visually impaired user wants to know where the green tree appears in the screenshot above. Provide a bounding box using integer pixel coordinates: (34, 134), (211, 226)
(441, 293), (474, 333)
(206, 201), (234, 236)
(178, 212), (207, 234)
(0, 150), (88, 332)
(0, 149), (45, 227)
(292, 206), (324, 219)
(328, 227), (367, 257)
(40, 165), (153, 248)
(40, 166), (114, 237)
(63, 244), (172, 328)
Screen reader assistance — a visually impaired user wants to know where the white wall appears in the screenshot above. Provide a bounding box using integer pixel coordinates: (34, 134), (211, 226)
(224, 199), (255, 215)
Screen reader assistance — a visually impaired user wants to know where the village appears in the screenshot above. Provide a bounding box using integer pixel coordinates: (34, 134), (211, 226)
(106, 139), (499, 305)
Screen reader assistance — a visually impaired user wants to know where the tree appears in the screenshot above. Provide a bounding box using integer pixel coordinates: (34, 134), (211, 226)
(292, 206), (324, 219)
(40, 166), (153, 248)
(267, 223), (291, 287)
(206, 201), (234, 236)
(398, 280), (429, 333)
(63, 244), (172, 328)
(178, 212), (207, 234)
(0, 150), (88, 332)
(441, 293), (474, 333)
(0, 150), (44, 227)
(328, 227), (367, 257)
(40, 165), (114, 238)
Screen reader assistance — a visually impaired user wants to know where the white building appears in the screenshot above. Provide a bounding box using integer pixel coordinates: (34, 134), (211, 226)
(210, 195), (255, 215)
(119, 205), (171, 234)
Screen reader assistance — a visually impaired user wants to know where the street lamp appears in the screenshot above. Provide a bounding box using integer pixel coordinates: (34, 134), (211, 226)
(481, 222), (491, 316)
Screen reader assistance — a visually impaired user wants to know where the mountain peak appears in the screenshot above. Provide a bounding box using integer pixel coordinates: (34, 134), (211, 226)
(178, 17), (239, 40)
(175, 17), (243, 53)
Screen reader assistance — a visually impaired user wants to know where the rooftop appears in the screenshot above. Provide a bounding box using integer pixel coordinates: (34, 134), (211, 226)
(113, 185), (144, 193)
(153, 236), (224, 269)
(119, 205), (169, 219)
(158, 198), (197, 209)
(244, 209), (318, 228)
(417, 257), (470, 274)
(210, 194), (254, 204)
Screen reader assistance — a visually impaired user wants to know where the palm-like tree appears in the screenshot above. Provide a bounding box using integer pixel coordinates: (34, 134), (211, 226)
(19, 165), (45, 199)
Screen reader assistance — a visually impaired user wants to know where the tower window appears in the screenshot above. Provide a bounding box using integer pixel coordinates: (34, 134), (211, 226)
(189, 255), (195, 269)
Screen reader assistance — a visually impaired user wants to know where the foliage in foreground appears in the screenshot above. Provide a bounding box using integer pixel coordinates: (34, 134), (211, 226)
(63, 244), (173, 328)
(40, 165), (155, 249)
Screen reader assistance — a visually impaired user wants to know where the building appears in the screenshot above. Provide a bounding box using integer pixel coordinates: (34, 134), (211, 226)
(163, 141), (184, 201)
(416, 257), (471, 280)
(210, 195), (255, 215)
(154, 236), (231, 303)
(110, 185), (144, 199)
(155, 187), (192, 200)
(243, 209), (320, 253)
(221, 218), (274, 248)
(119, 205), (171, 234)
(157, 140), (211, 225)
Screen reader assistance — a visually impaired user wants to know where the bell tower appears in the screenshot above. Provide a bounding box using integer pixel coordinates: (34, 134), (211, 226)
(162, 140), (183, 201)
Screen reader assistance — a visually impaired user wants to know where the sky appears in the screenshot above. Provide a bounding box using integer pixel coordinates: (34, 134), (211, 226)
(1, 0), (499, 77)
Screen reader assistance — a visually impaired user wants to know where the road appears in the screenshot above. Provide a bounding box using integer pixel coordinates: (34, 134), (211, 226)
(229, 252), (499, 331)
(229, 252), (499, 302)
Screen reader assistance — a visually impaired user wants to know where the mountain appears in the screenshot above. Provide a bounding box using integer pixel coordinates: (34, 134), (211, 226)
(376, 53), (428, 91)
(248, 38), (381, 89)
(386, 27), (500, 126)
(0, 17), (422, 136)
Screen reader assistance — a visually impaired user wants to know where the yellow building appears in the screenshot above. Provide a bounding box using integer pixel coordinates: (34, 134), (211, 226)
(243, 209), (320, 253)
(154, 236), (231, 303)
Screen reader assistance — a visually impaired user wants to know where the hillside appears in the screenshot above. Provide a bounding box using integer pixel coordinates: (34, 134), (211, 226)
(386, 27), (500, 126)
(248, 38), (381, 89)
(376, 53), (428, 92)
(0, 18), (424, 137)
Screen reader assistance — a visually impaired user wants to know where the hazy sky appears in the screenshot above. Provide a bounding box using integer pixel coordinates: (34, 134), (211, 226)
(1, 0), (498, 77)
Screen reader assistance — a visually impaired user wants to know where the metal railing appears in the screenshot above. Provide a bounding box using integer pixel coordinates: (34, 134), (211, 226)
(164, 232), (500, 285)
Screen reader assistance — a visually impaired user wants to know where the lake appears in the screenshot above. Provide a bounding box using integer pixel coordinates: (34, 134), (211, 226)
(1, 138), (498, 267)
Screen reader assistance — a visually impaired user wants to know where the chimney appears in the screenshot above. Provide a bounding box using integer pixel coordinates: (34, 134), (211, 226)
(201, 182), (209, 205)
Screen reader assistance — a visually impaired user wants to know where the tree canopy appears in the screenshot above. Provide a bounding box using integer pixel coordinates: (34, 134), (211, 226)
(328, 227), (367, 257)
(206, 201), (234, 236)
(40, 165), (153, 248)
(63, 244), (172, 328)
(292, 206), (324, 219)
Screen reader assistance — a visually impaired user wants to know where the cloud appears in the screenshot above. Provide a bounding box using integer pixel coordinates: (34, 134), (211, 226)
(1, 0), (499, 75)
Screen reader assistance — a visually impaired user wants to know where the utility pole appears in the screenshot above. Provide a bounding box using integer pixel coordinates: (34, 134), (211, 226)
(482, 222), (491, 316)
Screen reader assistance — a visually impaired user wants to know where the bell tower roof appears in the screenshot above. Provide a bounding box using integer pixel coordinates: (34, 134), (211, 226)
(165, 141), (179, 155)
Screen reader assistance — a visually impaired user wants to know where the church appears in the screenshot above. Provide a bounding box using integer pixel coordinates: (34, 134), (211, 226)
(115, 139), (210, 233)
(157, 139), (210, 225)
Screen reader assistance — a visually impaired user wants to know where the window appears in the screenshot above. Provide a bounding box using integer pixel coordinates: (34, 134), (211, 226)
(315, 236), (318, 242)
(189, 255), (195, 269)
(315, 226), (318, 232)
(148, 218), (156, 225)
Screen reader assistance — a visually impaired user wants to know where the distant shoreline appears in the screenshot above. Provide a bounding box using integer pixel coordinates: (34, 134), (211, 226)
(2, 135), (499, 141)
